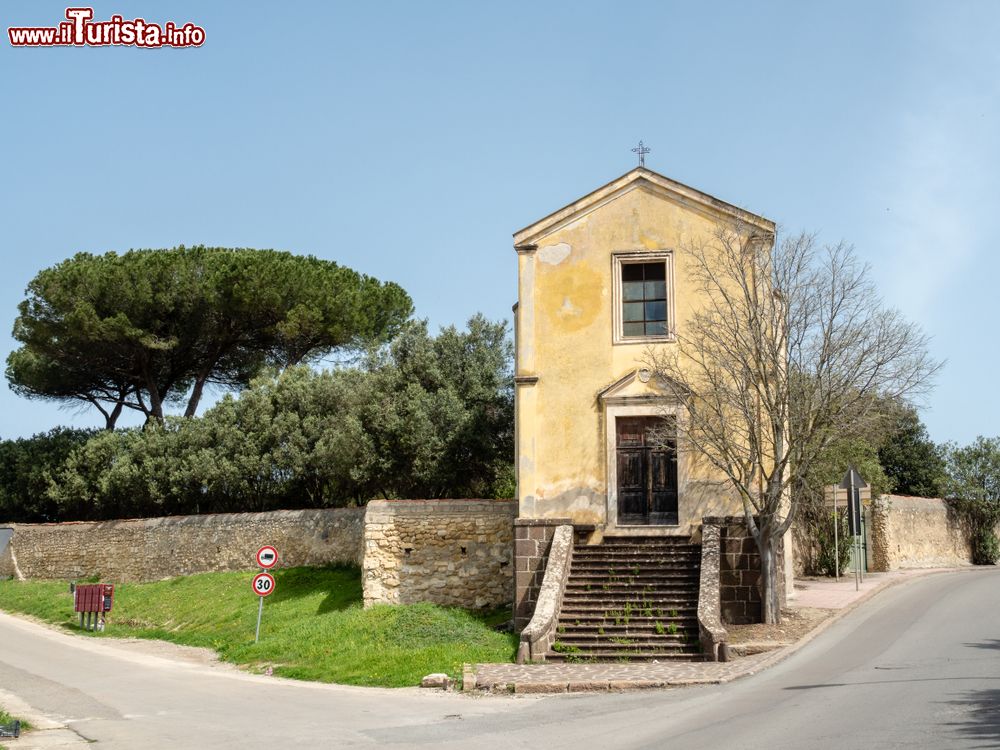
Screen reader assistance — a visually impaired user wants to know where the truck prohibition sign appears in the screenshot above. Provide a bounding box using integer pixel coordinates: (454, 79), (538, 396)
(252, 572), (275, 597)
(256, 545), (278, 569)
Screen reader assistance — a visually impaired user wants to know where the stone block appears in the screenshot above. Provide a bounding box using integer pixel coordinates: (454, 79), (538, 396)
(720, 571), (740, 586)
(527, 526), (548, 542)
(516, 682), (567, 694)
(741, 569), (761, 586)
(566, 681), (611, 692)
(515, 538), (538, 558)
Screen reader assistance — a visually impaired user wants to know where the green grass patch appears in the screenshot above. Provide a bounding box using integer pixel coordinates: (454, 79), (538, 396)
(0, 566), (516, 687)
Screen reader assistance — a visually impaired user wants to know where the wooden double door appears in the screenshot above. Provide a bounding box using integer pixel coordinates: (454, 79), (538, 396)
(616, 416), (678, 525)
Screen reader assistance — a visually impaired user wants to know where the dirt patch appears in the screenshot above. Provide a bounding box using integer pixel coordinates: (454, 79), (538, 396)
(725, 607), (832, 655)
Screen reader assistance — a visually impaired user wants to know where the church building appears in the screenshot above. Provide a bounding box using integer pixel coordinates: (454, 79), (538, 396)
(512, 164), (792, 660)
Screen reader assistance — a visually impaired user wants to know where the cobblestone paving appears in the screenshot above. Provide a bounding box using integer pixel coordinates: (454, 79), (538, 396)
(471, 652), (776, 693)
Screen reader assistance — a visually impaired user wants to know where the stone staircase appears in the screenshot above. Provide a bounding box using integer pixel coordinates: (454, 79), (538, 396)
(547, 536), (703, 662)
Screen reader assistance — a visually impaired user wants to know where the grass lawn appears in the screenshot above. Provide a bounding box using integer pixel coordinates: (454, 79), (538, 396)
(0, 566), (516, 687)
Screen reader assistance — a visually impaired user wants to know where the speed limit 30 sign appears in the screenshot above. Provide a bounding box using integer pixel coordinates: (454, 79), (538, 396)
(252, 572), (275, 597)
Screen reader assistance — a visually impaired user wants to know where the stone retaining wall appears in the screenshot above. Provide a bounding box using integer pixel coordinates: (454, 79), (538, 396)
(362, 499), (517, 609)
(0, 508), (365, 582)
(869, 495), (974, 571)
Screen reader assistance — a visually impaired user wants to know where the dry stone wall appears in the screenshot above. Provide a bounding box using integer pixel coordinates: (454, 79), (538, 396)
(362, 499), (517, 609)
(0, 508), (364, 582)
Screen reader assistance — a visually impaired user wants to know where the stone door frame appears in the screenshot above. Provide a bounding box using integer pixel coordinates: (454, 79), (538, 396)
(603, 399), (687, 535)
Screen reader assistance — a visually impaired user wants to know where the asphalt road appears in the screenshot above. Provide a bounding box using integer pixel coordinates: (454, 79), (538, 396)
(1, 568), (998, 749)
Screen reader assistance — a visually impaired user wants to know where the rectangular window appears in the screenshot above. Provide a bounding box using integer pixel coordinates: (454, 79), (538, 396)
(613, 252), (673, 343)
(621, 262), (667, 337)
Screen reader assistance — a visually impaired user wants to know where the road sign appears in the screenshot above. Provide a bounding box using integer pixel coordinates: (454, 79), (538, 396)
(256, 545), (278, 569)
(252, 572), (275, 597)
(823, 484), (871, 509)
(839, 465), (868, 490)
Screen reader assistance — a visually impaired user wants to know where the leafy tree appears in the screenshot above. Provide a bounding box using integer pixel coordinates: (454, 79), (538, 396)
(878, 406), (946, 497)
(944, 436), (1000, 565)
(7, 247), (412, 427)
(648, 222), (940, 623)
(0, 428), (96, 522)
(795, 433), (890, 575)
(43, 316), (514, 520)
(361, 315), (514, 499)
(189, 367), (377, 510)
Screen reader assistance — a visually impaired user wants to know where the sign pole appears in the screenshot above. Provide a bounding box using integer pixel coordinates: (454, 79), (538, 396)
(851, 479), (860, 592)
(840, 466), (868, 592)
(252, 546), (278, 644)
(255, 592), (264, 643)
(859, 503), (865, 584)
(833, 486), (840, 581)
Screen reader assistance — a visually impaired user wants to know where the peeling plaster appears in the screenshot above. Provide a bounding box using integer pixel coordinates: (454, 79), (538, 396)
(538, 242), (571, 265)
(559, 296), (580, 318)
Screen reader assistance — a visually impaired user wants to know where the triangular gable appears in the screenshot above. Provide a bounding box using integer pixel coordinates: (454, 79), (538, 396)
(597, 369), (688, 404)
(514, 167), (774, 249)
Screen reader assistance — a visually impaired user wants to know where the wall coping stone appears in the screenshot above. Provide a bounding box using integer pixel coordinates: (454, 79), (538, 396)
(697, 522), (728, 661)
(514, 518), (574, 527)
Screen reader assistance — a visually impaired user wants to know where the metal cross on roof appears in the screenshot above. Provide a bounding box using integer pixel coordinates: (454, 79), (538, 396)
(631, 140), (651, 167)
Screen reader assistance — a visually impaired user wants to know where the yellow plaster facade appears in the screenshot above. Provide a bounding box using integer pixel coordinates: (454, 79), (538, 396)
(513, 168), (776, 538)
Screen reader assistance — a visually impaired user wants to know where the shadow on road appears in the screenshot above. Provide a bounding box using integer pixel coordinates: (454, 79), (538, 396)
(963, 639), (1000, 651)
(944, 688), (1000, 747)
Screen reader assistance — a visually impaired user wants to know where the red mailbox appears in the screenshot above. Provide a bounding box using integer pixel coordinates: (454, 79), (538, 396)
(73, 583), (114, 630)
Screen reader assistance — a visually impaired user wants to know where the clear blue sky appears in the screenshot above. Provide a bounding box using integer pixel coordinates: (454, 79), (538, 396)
(3, 1), (998, 445)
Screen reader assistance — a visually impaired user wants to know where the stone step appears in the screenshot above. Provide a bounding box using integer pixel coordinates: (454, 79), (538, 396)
(567, 577), (698, 584)
(570, 558), (701, 568)
(559, 603), (698, 615)
(567, 576), (699, 584)
(555, 631), (696, 644)
(558, 612), (697, 623)
(563, 586), (698, 597)
(545, 648), (705, 663)
(560, 600), (698, 611)
(571, 556), (701, 566)
(557, 625), (698, 637)
(561, 592), (699, 601)
(560, 599), (698, 620)
(575, 540), (700, 547)
(559, 614), (698, 624)
(546, 651), (703, 663)
(571, 548), (701, 556)
(573, 546), (700, 555)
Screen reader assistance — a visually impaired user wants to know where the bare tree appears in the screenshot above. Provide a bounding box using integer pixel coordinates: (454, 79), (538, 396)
(647, 221), (940, 623)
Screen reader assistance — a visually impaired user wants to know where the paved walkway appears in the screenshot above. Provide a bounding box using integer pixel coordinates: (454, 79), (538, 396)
(470, 567), (962, 693)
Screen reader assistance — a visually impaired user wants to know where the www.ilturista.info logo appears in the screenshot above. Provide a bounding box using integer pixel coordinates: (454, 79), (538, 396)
(8, 7), (205, 48)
